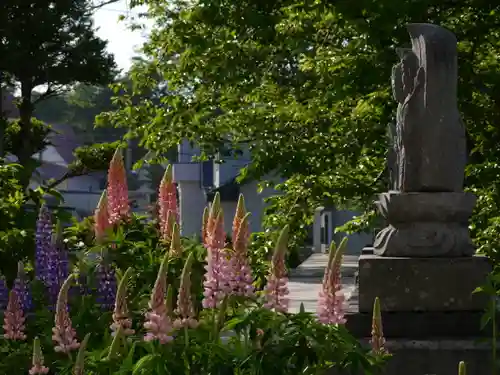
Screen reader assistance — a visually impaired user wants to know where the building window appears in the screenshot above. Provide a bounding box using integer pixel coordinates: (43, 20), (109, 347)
(99, 178), (106, 190)
(201, 160), (214, 188)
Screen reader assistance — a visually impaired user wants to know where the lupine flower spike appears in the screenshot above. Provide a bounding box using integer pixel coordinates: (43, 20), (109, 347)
(0, 274), (9, 310)
(35, 205), (52, 284)
(47, 221), (65, 306)
(202, 205), (228, 308)
(52, 275), (80, 354)
(228, 194), (254, 297)
(317, 238), (348, 325)
(201, 207), (209, 246)
(96, 262), (117, 311)
(3, 290), (26, 340)
(144, 254), (174, 344)
(370, 297), (386, 355)
(29, 337), (49, 374)
(111, 267), (135, 336)
(107, 148), (130, 225)
(458, 361), (466, 375)
(94, 190), (110, 243)
(73, 333), (90, 375)
(54, 221), (70, 289)
(204, 193), (221, 246)
(263, 226), (290, 313)
(158, 164), (179, 241)
(169, 223), (183, 257)
(174, 253), (198, 329)
(14, 261), (32, 312)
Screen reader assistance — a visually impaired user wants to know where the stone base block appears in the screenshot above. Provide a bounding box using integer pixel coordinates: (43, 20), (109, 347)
(345, 310), (490, 339)
(327, 339), (495, 375)
(358, 252), (490, 312)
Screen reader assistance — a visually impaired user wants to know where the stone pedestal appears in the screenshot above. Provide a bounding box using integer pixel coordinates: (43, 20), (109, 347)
(358, 252), (490, 313)
(373, 192), (476, 257)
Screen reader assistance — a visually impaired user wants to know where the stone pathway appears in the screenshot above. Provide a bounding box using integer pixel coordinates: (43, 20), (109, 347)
(288, 253), (358, 313)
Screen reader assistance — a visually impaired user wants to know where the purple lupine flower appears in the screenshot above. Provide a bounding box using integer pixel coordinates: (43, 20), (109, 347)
(78, 272), (91, 297)
(35, 206), (52, 283)
(45, 233), (62, 307)
(0, 275), (8, 310)
(96, 262), (117, 311)
(14, 262), (32, 312)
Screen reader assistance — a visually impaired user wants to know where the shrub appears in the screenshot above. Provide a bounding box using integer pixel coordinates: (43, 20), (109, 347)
(0, 152), (386, 374)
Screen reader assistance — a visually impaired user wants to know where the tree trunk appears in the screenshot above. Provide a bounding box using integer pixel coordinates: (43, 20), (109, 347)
(16, 80), (34, 190)
(0, 72), (4, 158)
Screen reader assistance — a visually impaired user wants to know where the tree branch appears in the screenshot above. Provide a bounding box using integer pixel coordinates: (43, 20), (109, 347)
(89, 0), (122, 10)
(45, 170), (85, 190)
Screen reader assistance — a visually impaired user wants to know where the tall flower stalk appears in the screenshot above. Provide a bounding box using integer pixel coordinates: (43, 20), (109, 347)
(144, 254), (174, 344)
(0, 274), (8, 310)
(174, 253), (198, 329)
(110, 267), (134, 336)
(317, 238), (348, 325)
(228, 194), (254, 297)
(107, 148), (130, 225)
(14, 262), (31, 312)
(47, 221), (65, 306)
(52, 275), (80, 354)
(96, 261), (117, 311)
(158, 164), (179, 241)
(29, 337), (49, 374)
(263, 226), (290, 313)
(169, 223), (183, 257)
(35, 205), (52, 283)
(3, 290), (26, 341)
(370, 297), (387, 355)
(202, 194), (229, 308)
(94, 190), (111, 243)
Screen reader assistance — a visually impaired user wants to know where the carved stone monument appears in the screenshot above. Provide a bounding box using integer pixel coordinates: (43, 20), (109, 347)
(357, 23), (490, 313)
(349, 23), (494, 375)
(374, 23), (475, 257)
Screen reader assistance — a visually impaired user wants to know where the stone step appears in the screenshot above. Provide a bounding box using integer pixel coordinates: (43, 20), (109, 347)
(290, 253), (359, 279)
(288, 276), (357, 314)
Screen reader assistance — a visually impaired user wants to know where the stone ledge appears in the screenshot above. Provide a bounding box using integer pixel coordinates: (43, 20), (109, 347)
(358, 253), (490, 312)
(345, 310), (494, 339)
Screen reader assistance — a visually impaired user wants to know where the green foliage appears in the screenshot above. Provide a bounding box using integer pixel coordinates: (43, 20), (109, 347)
(0, 0), (117, 188)
(68, 141), (124, 175)
(0, 210), (385, 375)
(99, 0), (500, 255)
(0, 162), (34, 283)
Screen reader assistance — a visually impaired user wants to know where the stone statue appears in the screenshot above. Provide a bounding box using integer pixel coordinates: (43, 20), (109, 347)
(391, 24), (467, 192)
(373, 24), (476, 257)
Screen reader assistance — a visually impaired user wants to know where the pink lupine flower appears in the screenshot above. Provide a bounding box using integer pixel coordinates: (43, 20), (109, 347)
(202, 198), (229, 309)
(228, 194), (254, 297)
(169, 223), (183, 257)
(317, 238), (348, 325)
(110, 267), (134, 336)
(263, 226), (290, 313)
(144, 256), (174, 344)
(107, 148), (130, 225)
(158, 165), (179, 241)
(94, 190), (110, 244)
(174, 254), (198, 329)
(370, 297), (387, 355)
(3, 290), (26, 341)
(52, 275), (80, 354)
(29, 337), (49, 375)
(201, 207), (209, 247)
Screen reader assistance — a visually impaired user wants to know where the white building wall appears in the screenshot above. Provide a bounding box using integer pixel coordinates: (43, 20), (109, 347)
(332, 209), (372, 255)
(177, 181), (206, 238)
